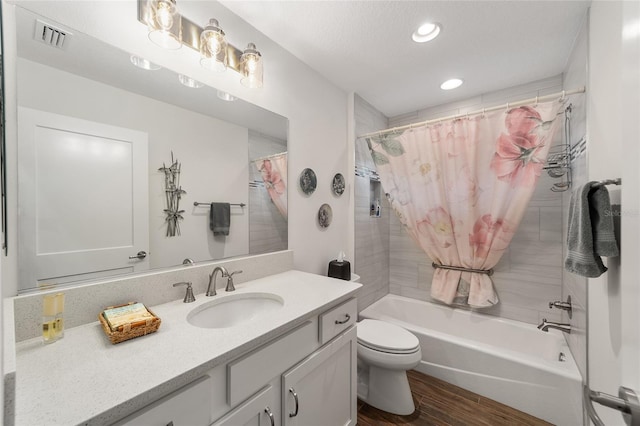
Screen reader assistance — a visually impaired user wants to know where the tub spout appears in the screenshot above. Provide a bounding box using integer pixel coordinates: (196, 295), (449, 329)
(537, 318), (571, 334)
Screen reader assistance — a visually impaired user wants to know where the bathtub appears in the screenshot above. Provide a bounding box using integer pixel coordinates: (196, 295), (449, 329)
(359, 294), (582, 426)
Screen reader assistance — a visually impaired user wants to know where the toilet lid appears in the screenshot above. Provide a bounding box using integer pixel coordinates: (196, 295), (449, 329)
(357, 319), (419, 354)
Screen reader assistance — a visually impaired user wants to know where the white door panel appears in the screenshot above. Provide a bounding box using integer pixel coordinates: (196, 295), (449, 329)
(18, 107), (149, 288)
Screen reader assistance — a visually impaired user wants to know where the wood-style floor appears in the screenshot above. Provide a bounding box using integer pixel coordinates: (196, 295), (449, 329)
(357, 370), (552, 426)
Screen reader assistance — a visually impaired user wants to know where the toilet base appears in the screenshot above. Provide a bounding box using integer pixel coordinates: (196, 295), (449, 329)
(358, 364), (416, 415)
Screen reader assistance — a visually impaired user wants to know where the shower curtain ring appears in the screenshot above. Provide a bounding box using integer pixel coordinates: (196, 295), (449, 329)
(535, 95), (539, 106)
(561, 90), (566, 101)
(506, 102), (510, 111)
(482, 108), (486, 117)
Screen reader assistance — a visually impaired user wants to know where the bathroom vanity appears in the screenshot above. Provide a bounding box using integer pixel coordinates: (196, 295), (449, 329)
(11, 270), (360, 425)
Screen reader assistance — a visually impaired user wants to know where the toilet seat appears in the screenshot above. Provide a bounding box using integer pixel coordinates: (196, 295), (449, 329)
(357, 319), (420, 354)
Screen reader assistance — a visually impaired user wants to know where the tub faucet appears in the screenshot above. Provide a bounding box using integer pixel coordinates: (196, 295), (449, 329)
(537, 318), (571, 334)
(207, 266), (229, 296)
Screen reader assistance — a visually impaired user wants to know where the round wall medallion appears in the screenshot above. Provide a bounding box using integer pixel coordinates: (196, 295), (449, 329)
(318, 203), (333, 228)
(299, 168), (317, 195)
(332, 173), (345, 196)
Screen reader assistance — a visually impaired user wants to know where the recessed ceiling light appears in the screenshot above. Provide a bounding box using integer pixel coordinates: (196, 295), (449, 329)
(412, 22), (441, 43)
(130, 54), (161, 70)
(217, 90), (236, 101)
(178, 74), (204, 88)
(440, 78), (463, 90)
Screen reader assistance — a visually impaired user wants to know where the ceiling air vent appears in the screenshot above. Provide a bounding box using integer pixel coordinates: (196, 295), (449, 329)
(34, 19), (70, 50)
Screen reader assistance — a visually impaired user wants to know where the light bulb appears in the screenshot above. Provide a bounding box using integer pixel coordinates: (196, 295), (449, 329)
(207, 35), (221, 54)
(199, 19), (227, 72)
(240, 43), (263, 88)
(245, 55), (258, 72)
(156, 1), (174, 30)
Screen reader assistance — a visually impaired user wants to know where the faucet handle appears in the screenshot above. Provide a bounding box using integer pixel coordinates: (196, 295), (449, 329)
(225, 270), (243, 292)
(173, 281), (196, 303)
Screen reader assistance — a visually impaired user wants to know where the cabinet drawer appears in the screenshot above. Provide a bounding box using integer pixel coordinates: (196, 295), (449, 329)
(227, 320), (316, 406)
(114, 375), (212, 426)
(318, 298), (357, 344)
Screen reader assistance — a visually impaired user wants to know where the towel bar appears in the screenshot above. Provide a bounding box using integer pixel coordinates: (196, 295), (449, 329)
(194, 202), (246, 207)
(592, 178), (621, 188)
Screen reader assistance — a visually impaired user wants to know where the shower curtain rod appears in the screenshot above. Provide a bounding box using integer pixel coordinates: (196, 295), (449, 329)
(357, 86), (586, 139)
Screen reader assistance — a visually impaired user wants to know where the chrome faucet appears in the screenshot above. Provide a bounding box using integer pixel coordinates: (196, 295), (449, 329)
(225, 270), (243, 292)
(549, 295), (573, 319)
(537, 318), (571, 334)
(207, 266), (229, 296)
(173, 281), (195, 303)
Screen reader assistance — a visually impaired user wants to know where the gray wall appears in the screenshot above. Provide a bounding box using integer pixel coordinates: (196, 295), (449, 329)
(354, 95), (390, 311)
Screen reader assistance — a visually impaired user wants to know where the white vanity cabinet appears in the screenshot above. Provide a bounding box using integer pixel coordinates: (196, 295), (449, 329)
(115, 298), (357, 426)
(212, 297), (357, 426)
(114, 375), (213, 426)
(212, 385), (278, 426)
(282, 326), (357, 426)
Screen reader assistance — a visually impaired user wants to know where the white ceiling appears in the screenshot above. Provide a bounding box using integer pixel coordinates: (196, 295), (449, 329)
(219, 0), (590, 117)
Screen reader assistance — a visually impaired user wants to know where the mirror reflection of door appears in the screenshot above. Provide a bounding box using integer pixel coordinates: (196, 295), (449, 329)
(18, 107), (149, 288)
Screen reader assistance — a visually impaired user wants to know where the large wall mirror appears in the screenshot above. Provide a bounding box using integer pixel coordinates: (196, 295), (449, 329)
(14, 6), (288, 293)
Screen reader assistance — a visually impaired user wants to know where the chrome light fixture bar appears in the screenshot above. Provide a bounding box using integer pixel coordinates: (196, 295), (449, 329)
(137, 0), (262, 87)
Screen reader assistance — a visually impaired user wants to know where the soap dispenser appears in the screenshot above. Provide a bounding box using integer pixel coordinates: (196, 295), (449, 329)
(42, 293), (65, 344)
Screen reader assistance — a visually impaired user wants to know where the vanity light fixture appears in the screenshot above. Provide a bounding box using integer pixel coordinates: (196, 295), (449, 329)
(178, 74), (204, 88)
(440, 78), (463, 90)
(145, 0), (182, 50)
(130, 54), (161, 70)
(412, 22), (441, 43)
(240, 43), (263, 89)
(137, 0), (264, 88)
(200, 19), (227, 72)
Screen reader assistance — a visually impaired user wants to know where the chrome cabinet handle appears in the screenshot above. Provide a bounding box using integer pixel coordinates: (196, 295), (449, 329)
(264, 406), (275, 426)
(128, 250), (147, 260)
(335, 313), (351, 325)
(288, 387), (299, 417)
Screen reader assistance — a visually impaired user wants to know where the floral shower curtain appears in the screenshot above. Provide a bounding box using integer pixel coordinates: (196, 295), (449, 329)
(368, 101), (564, 308)
(254, 152), (288, 219)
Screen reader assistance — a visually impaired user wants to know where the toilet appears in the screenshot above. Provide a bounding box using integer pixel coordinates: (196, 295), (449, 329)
(357, 319), (422, 415)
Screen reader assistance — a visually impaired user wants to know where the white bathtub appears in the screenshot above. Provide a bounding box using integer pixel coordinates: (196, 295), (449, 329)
(359, 294), (582, 426)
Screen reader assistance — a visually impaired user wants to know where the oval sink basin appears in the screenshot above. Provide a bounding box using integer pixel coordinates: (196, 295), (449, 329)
(187, 292), (284, 329)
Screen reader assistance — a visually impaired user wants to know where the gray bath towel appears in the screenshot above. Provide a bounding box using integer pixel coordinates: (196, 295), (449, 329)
(565, 182), (619, 277)
(210, 203), (230, 236)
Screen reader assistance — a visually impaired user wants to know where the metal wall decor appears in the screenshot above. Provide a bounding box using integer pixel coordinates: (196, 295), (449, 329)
(159, 152), (186, 237)
(332, 173), (345, 196)
(318, 203), (332, 228)
(299, 168), (317, 195)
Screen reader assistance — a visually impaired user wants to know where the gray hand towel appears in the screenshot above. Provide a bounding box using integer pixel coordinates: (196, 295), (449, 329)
(565, 182), (619, 277)
(210, 203), (230, 236)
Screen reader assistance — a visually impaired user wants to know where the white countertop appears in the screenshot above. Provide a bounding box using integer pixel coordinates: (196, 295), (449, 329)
(14, 270), (360, 425)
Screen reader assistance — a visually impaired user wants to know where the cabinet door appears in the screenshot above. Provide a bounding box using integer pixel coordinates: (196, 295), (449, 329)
(212, 385), (278, 426)
(282, 327), (357, 426)
(115, 376), (212, 426)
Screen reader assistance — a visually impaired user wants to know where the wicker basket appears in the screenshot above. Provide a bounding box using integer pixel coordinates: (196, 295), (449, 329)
(98, 302), (161, 344)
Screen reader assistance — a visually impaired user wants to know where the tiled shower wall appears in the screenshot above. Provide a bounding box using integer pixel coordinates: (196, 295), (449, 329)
(354, 95), (390, 311)
(370, 76), (568, 325)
